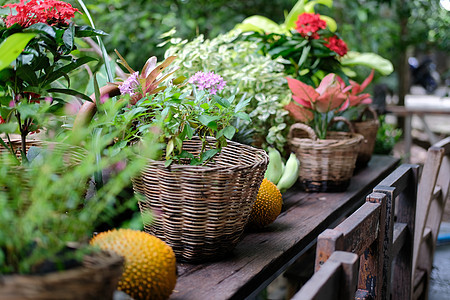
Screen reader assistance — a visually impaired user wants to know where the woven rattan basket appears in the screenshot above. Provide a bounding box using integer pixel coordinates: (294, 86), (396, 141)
(351, 107), (380, 168)
(132, 137), (268, 263)
(0, 250), (123, 300)
(288, 117), (363, 192)
(0, 139), (86, 166)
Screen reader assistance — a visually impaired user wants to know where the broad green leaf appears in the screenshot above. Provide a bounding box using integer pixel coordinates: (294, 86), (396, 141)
(183, 124), (194, 139)
(213, 95), (231, 108)
(16, 103), (40, 119)
(0, 122), (18, 134)
(201, 149), (219, 163)
(284, 0), (306, 30)
(238, 16), (284, 34)
(341, 51), (394, 76)
(304, 0), (333, 13)
(223, 126), (236, 140)
(235, 112), (250, 122)
(25, 23), (56, 37)
(0, 33), (37, 71)
(320, 15), (337, 32)
(198, 115), (220, 127)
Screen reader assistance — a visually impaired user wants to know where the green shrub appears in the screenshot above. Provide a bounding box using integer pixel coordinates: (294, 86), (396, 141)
(164, 30), (292, 153)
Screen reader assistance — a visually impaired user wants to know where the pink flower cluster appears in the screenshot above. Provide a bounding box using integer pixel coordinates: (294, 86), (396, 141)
(295, 13), (326, 39)
(3, 0), (80, 28)
(188, 71), (226, 95)
(119, 72), (140, 96)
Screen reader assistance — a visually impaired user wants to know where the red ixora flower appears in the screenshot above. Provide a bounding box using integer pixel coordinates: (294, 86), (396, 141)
(324, 36), (348, 56)
(0, 116), (5, 124)
(295, 13), (326, 39)
(3, 0), (80, 28)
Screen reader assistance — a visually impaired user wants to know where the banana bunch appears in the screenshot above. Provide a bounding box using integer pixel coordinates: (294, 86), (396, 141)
(264, 148), (300, 193)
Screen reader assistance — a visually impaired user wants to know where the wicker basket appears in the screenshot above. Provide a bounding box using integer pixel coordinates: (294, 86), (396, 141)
(288, 117), (363, 192)
(132, 137), (268, 263)
(0, 139), (86, 167)
(0, 250), (124, 300)
(351, 107), (380, 168)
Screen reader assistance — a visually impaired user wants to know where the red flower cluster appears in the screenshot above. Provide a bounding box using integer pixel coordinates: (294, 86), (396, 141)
(324, 36), (348, 56)
(0, 116), (5, 124)
(295, 13), (326, 39)
(3, 0), (80, 28)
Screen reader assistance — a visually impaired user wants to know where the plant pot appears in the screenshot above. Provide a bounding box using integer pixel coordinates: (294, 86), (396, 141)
(0, 250), (123, 300)
(132, 136), (268, 263)
(288, 117), (364, 192)
(351, 107), (380, 169)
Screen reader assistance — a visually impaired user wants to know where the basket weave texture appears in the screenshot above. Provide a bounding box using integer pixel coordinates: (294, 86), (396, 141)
(0, 251), (123, 300)
(0, 139), (86, 166)
(351, 107), (379, 168)
(132, 137), (268, 263)
(288, 117), (363, 192)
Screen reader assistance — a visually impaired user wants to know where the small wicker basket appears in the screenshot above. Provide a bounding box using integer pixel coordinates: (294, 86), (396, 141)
(132, 137), (268, 263)
(288, 117), (363, 192)
(0, 250), (123, 300)
(351, 107), (380, 168)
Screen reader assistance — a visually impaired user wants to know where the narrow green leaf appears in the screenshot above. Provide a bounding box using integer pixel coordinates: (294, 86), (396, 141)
(213, 95), (231, 108)
(298, 45), (311, 68)
(284, 0), (306, 30)
(47, 88), (93, 102)
(62, 23), (75, 50)
(0, 33), (37, 71)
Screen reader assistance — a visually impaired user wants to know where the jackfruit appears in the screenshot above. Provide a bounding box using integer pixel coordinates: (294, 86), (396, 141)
(90, 229), (176, 300)
(248, 178), (283, 229)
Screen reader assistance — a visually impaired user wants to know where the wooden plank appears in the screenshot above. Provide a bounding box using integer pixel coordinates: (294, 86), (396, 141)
(292, 251), (359, 300)
(392, 223), (407, 257)
(376, 164), (418, 199)
(359, 193), (387, 299)
(335, 203), (381, 257)
(169, 155), (399, 300)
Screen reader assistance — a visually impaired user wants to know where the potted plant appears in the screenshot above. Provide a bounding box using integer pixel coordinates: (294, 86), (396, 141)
(338, 70), (380, 168)
(0, 102), (160, 298)
(0, 0), (106, 160)
(103, 63), (268, 262)
(285, 73), (363, 192)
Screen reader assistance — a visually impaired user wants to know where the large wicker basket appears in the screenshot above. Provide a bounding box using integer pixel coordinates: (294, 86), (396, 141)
(351, 107), (380, 168)
(288, 117), (363, 192)
(0, 250), (123, 300)
(132, 137), (268, 263)
(0, 139), (86, 167)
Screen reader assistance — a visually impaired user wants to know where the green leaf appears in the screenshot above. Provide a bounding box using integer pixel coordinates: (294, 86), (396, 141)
(0, 33), (37, 71)
(40, 56), (97, 86)
(237, 16), (284, 34)
(164, 159), (173, 167)
(0, 122), (18, 134)
(284, 0), (306, 30)
(46, 88), (93, 102)
(200, 103), (209, 110)
(183, 124), (194, 139)
(62, 23), (75, 50)
(213, 95), (231, 108)
(74, 25), (108, 37)
(200, 149), (219, 163)
(235, 112), (250, 122)
(198, 115), (220, 127)
(223, 126), (236, 140)
(298, 45), (311, 68)
(16, 65), (39, 86)
(16, 103), (40, 119)
(320, 15), (337, 32)
(24, 23), (56, 37)
(165, 139), (174, 160)
(341, 51), (394, 76)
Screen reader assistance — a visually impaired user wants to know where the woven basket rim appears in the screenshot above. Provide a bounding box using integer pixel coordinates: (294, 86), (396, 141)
(138, 137), (268, 173)
(290, 131), (364, 147)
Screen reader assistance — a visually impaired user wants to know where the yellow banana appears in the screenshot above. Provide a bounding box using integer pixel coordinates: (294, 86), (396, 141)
(264, 147), (283, 185)
(277, 153), (300, 193)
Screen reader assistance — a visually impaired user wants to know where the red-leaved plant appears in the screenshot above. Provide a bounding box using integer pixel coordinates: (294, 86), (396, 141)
(285, 73), (351, 139)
